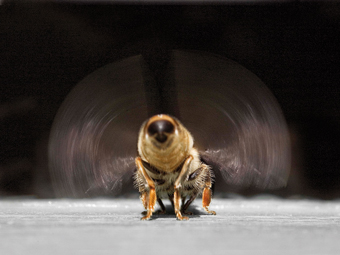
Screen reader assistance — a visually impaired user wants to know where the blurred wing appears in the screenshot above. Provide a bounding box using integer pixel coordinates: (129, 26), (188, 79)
(49, 55), (149, 197)
(173, 50), (290, 189)
(49, 50), (290, 198)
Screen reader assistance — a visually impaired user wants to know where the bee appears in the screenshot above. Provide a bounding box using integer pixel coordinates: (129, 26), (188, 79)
(49, 50), (290, 221)
(134, 114), (215, 220)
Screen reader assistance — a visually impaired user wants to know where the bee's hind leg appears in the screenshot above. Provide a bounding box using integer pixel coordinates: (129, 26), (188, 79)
(155, 198), (166, 214)
(202, 173), (216, 215)
(202, 187), (216, 215)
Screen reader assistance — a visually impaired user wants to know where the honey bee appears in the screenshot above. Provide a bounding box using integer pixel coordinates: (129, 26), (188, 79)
(134, 114), (215, 220)
(49, 50), (290, 221)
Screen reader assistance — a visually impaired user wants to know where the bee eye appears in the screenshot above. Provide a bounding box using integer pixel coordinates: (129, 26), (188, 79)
(147, 120), (174, 135)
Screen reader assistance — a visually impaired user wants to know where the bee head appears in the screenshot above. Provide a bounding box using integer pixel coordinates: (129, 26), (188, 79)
(145, 114), (177, 146)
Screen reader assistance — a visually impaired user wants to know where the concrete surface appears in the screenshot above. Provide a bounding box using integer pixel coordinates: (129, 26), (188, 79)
(0, 198), (339, 255)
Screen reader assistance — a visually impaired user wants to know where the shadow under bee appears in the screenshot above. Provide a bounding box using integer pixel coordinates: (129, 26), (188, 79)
(141, 204), (205, 220)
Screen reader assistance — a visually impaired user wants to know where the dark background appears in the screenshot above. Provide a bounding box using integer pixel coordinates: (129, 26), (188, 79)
(1, 2), (340, 199)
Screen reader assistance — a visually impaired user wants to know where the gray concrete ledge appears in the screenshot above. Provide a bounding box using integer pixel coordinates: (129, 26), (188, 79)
(0, 198), (339, 255)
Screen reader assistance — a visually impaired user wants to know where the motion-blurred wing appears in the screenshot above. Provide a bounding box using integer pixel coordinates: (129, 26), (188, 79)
(49, 55), (149, 197)
(49, 50), (290, 198)
(173, 50), (290, 189)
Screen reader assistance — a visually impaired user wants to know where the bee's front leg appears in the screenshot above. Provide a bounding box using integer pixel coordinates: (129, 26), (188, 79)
(173, 155), (193, 220)
(135, 157), (157, 220)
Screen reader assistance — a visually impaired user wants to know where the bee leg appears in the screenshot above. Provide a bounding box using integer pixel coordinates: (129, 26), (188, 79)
(180, 196), (192, 215)
(136, 157), (157, 220)
(155, 198), (166, 214)
(202, 188), (216, 215)
(181, 193), (198, 215)
(202, 174), (216, 215)
(181, 165), (204, 215)
(181, 196), (186, 205)
(174, 191), (188, 220)
(173, 155), (193, 220)
(141, 191), (148, 210)
(181, 196), (187, 213)
(168, 193), (175, 209)
(140, 191), (148, 215)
